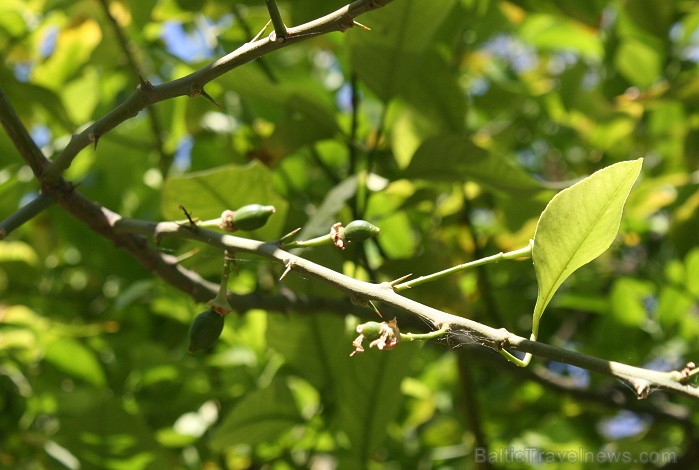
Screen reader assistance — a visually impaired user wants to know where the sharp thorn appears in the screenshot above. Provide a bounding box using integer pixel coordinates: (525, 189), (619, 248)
(369, 301), (383, 319)
(389, 273), (413, 287)
(200, 88), (223, 109)
(353, 20), (371, 31)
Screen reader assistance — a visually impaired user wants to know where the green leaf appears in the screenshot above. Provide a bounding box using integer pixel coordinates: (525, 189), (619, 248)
(0, 240), (39, 266)
(161, 161), (288, 239)
(54, 391), (170, 469)
(296, 175), (358, 241)
(610, 278), (654, 327)
(347, 0), (456, 101)
(268, 313), (417, 466)
(333, 343), (416, 466)
(518, 13), (603, 60)
(44, 337), (106, 387)
(32, 18), (103, 89)
(531, 159), (643, 335)
(615, 37), (664, 89)
(266, 314), (347, 393)
(404, 134), (542, 193)
(210, 377), (302, 450)
(399, 51), (466, 134)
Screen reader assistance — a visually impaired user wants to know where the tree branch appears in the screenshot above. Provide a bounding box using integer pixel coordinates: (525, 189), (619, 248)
(43, 0), (396, 182)
(0, 192), (56, 239)
(112, 217), (699, 400)
(459, 346), (692, 426)
(0, 88), (51, 176)
(265, 0), (288, 40)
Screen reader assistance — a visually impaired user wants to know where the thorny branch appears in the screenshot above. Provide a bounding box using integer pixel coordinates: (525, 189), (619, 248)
(0, 0), (697, 443)
(42, 0), (396, 183)
(112, 216), (699, 401)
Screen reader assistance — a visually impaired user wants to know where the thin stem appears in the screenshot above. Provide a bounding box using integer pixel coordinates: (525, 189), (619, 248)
(348, 73), (360, 179)
(456, 353), (494, 470)
(461, 188), (504, 326)
(0, 193), (57, 239)
(283, 233), (333, 249)
(265, 0), (288, 40)
(232, 6), (278, 82)
(207, 252), (234, 314)
(499, 343), (533, 367)
(394, 242), (533, 291)
(399, 324), (450, 342)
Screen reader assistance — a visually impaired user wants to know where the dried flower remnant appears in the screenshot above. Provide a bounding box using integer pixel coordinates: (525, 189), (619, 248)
(350, 319), (400, 356)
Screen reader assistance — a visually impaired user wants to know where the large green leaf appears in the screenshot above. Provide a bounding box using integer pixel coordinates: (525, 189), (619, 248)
(333, 342), (416, 467)
(44, 337), (106, 387)
(399, 51), (466, 134)
(615, 37), (664, 89)
(210, 377), (302, 450)
(518, 13), (603, 60)
(531, 159), (643, 335)
(268, 313), (417, 466)
(161, 161), (288, 239)
(266, 314), (348, 393)
(404, 134), (542, 193)
(296, 175), (358, 241)
(347, 0), (456, 101)
(55, 391), (170, 470)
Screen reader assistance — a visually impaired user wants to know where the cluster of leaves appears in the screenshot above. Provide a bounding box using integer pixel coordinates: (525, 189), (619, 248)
(2, 0), (699, 468)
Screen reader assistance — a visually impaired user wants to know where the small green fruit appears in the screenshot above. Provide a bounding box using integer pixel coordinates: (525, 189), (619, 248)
(343, 220), (380, 242)
(231, 204), (276, 231)
(188, 310), (224, 353)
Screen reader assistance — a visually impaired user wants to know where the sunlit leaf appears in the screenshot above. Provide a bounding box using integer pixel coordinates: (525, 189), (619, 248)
(531, 159), (643, 335)
(404, 134), (542, 193)
(610, 278), (654, 327)
(32, 18), (102, 89)
(296, 175), (357, 240)
(44, 337), (106, 387)
(0, 240), (39, 266)
(615, 37), (664, 89)
(161, 161), (288, 239)
(347, 0), (456, 101)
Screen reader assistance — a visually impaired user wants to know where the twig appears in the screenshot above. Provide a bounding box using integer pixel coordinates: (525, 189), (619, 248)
(42, 0), (395, 183)
(394, 242), (533, 291)
(0, 89), (51, 176)
(112, 217), (699, 400)
(232, 5), (277, 82)
(456, 354), (494, 469)
(459, 346), (692, 427)
(265, 0), (288, 41)
(0, 193), (57, 239)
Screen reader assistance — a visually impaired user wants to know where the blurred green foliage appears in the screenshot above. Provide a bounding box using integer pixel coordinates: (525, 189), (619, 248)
(1, 0), (699, 468)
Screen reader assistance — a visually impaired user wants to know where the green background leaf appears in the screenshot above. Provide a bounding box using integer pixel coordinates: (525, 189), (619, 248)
(161, 161), (288, 239)
(347, 0), (457, 101)
(210, 377), (302, 450)
(404, 134), (543, 193)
